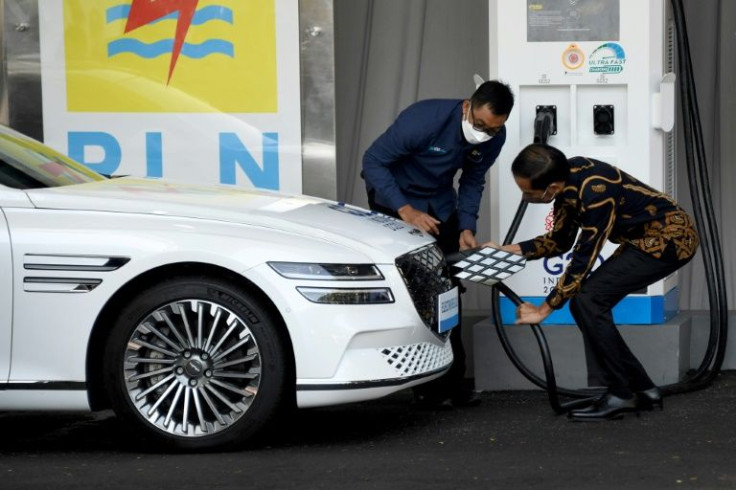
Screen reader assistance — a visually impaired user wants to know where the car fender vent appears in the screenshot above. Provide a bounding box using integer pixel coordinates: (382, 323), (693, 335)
(24, 254), (130, 272)
(23, 277), (102, 293)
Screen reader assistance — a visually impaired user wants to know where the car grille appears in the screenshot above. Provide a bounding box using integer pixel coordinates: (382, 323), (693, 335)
(395, 243), (454, 336)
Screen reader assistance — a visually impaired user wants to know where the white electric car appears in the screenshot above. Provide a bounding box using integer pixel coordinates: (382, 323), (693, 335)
(0, 125), (457, 450)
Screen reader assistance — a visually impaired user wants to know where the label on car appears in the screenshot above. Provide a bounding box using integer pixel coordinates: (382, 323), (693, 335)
(437, 286), (459, 333)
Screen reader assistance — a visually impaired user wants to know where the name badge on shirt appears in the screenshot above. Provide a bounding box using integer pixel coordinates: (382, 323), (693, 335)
(426, 145), (448, 154)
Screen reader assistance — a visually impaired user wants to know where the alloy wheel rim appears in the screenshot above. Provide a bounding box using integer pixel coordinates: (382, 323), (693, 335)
(123, 299), (262, 437)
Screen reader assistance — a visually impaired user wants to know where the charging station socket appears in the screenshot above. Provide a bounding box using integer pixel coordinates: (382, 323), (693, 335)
(535, 105), (557, 136)
(593, 105), (615, 135)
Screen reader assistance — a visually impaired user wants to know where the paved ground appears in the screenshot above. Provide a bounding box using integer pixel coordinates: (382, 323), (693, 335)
(1, 372), (735, 489)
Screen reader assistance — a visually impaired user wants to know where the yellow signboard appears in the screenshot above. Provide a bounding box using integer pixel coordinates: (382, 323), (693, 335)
(63, 0), (277, 113)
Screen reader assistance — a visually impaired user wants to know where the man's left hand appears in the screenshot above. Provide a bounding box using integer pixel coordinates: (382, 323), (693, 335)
(515, 302), (552, 325)
(459, 230), (477, 250)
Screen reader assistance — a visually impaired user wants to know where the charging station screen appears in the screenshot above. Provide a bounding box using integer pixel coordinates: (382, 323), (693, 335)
(527, 0), (619, 42)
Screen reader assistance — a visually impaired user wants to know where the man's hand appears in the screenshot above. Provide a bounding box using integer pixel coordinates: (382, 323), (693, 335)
(397, 204), (440, 235)
(459, 230), (478, 250)
(515, 302), (552, 325)
(481, 240), (522, 255)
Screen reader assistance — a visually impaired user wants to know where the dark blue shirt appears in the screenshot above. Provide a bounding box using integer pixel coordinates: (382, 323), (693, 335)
(362, 99), (506, 233)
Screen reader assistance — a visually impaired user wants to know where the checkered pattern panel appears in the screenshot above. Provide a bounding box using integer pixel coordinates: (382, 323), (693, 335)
(450, 247), (526, 286)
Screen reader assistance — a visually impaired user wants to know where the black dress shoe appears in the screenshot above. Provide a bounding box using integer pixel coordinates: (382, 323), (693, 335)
(563, 394), (605, 415)
(637, 387), (663, 411)
(569, 393), (638, 421)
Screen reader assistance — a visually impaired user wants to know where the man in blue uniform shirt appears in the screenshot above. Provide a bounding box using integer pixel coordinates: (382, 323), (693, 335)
(362, 80), (514, 408)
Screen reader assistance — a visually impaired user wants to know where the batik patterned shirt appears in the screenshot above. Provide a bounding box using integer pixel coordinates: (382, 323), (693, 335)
(518, 157), (699, 309)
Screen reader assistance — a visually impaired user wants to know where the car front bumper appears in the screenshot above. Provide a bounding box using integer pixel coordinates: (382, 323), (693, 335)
(247, 252), (455, 408)
(296, 338), (453, 407)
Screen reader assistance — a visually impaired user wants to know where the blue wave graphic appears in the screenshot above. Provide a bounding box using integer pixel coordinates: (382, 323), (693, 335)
(106, 5), (233, 25)
(108, 38), (234, 59)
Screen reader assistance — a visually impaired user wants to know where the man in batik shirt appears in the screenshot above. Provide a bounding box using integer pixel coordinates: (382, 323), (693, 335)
(490, 143), (698, 421)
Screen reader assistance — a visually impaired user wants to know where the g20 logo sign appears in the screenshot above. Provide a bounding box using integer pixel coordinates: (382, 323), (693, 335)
(543, 252), (605, 275)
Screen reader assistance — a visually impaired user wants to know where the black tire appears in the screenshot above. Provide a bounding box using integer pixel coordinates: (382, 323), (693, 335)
(102, 275), (288, 451)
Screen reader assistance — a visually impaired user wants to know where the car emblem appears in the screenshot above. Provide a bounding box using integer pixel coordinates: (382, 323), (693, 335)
(185, 359), (205, 376)
(409, 229), (424, 237)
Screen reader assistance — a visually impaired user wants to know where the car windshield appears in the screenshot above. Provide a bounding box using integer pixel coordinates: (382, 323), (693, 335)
(0, 125), (105, 189)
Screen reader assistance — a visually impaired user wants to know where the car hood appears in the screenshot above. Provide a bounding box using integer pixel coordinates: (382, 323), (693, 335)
(24, 177), (435, 261)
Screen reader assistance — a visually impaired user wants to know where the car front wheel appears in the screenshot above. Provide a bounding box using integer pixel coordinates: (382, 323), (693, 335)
(103, 276), (289, 450)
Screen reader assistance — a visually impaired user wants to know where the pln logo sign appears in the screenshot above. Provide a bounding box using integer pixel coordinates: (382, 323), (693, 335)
(63, 0), (277, 113)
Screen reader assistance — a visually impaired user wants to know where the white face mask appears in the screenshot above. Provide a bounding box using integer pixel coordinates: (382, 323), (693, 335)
(462, 109), (493, 145)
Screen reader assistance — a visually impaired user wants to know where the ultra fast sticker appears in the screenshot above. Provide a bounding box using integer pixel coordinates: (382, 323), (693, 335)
(588, 42), (626, 74)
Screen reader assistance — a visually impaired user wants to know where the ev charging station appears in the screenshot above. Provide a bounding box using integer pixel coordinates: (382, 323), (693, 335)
(475, 0), (698, 391)
(492, 0), (678, 325)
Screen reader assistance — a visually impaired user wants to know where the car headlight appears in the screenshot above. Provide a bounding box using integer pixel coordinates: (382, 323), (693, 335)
(268, 262), (383, 280)
(296, 287), (394, 304)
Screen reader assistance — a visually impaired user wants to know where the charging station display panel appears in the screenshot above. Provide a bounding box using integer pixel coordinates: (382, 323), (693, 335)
(527, 0), (620, 42)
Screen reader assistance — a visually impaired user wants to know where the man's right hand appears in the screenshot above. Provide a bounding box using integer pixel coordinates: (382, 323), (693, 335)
(397, 204), (441, 235)
(482, 241), (522, 255)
